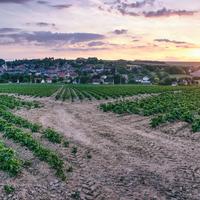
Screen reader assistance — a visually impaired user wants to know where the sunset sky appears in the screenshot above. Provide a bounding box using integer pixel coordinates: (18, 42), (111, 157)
(0, 0), (200, 61)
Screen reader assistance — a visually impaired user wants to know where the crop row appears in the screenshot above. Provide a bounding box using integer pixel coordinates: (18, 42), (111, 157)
(0, 95), (68, 179)
(100, 88), (200, 132)
(0, 140), (22, 176)
(0, 84), (61, 97)
(0, 95), (39, 109)
(54, 85), (187, 102)
(0, 83), (189, 101)
(0, 108), (41, 132)
(0, 118), (66, 179)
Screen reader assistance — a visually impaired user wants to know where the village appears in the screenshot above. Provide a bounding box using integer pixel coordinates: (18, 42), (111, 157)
(0, 58), (200, 85)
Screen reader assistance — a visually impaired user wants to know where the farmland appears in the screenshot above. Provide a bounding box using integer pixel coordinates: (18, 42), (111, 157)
(1, 84), (200, 199)
(100, 87), (200, 131)
(0, 94), (82, 199)
(0, 84), (60, 97)
(0, 83), (185, 101)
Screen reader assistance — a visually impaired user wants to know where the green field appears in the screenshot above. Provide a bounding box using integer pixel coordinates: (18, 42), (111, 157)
(100, 87), (200, 132)
(0, 94), (77, 180)
(0, 83), (187, 101)
(0, 84), (60, 97)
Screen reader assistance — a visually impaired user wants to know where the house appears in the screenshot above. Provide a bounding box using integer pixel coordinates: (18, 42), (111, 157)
(46, 78), (52, 84)
(94, 67), (104, 73)
(81, 65), (93, 73)
(103, 77), (114, 84)
(66, 72), (78, 79)
(58, 72), (66, 78)
(172, 82), (178, 86)
(141, 76), (151, 84)
(178, 79), (189, 86)
(135, 78), (142, 83)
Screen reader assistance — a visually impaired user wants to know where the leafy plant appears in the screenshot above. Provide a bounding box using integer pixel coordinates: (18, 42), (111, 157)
(63, 140), (69, 148)
(71, 146), (77, 155)
(4, 185), (15, 194)
(43, 128), (62, 144)
(0, 141), (22, 176)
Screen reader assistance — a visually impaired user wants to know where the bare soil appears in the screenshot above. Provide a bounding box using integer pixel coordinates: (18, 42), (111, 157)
(3, 97), (200, 200)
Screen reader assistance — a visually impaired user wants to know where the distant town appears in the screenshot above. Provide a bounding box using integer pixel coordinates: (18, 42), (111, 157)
(0, 57), (200, 86)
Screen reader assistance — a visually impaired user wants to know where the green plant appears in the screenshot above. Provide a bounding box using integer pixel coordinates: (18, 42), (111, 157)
(0, 119), (65, 180)
(71, 190), (80, 199)
(43, 128), (62, 144)
(4, 185), (15, 194)
(0, 141), (22, 176)
(71, 146), (77, 155)
(66, 165), (73, 172)
(63, 140), (69, 148)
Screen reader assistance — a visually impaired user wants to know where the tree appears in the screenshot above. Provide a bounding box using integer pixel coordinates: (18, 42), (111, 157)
(0, 59), (5, 66)
(160, 77), (176, 85)
(80, 75), (91, 84)
(114, 74), (121, 84)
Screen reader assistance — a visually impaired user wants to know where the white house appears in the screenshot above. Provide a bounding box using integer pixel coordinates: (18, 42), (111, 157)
(141, 76), (151, 84)
(46, 78), (52, 84)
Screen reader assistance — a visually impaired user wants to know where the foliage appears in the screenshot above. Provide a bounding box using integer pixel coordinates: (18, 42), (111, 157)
(0, 141), (22, 176)
(71, 146), (78, 155)
(53, 85), (185, 102)
(100, 87), (200, 132)
(63, 140), (69, 148)
(0, 84), (60, 97)
(0, 108), (41, 132)
(0, 94), (67, 180)
(0, 119), (65, 179)
(43, 128), (63, 144)
(4, 185), (15, 194)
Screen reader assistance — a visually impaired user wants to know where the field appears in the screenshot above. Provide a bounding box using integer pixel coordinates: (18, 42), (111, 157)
(0, 84), (200, 199)
(0, 84), (60, 97)
(0, 83), (184, 101)
(100, 87), (200, 132)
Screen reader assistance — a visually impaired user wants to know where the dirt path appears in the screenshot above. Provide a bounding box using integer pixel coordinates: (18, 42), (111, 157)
(15, 98), (200, 200)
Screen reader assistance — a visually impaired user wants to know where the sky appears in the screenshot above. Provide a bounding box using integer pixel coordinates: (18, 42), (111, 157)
(0, 0), (200, 61)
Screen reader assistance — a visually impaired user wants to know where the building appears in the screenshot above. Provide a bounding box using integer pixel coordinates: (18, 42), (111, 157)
(46, 78), (52, 83)
(141, 76), (151, 84)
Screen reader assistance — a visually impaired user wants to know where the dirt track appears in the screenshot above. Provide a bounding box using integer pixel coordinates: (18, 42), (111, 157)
(15, 98), (200, 200)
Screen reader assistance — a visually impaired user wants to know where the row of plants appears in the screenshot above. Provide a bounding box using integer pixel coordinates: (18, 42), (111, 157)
(0, 95), (71, 148)
(0, 84), (61, 97)
(0, 118), (66, 180)
(0, 94), (76, 181)
(0, 95), (40, 109)
(0, 108), (41, 132)
(100, 88), (200, 132)
(53, 84), (189, 102)
(0, 84), (192, 102)
(0, 140), (22, 176)
(0, 95), (67, 145)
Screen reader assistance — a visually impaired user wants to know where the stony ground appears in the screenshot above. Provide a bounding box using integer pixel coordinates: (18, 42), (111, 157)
(1, 96), (200, 200)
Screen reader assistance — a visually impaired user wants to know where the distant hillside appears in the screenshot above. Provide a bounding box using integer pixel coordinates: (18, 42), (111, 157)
(167, 62), (200, 68)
